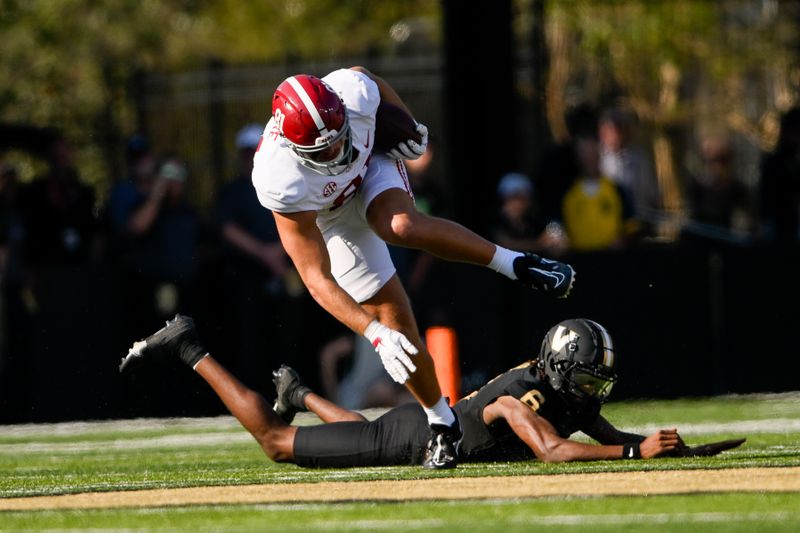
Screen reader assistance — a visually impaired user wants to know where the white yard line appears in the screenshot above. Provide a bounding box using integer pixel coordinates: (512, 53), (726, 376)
(511, 511), (800, 526)
(1, 417), (799, 455)
(313, 511), (800, 528)
(0, 431), (255, 454)
(626, 418), (800, 436)
(2, 393), (800, 455)
(0, 415), (244, 437)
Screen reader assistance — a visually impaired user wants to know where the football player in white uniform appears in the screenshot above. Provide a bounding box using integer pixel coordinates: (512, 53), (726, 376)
(251, 66), (576, 469)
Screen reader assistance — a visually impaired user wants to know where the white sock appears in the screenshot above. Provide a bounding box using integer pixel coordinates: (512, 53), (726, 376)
(488, 245), (524, 280)
(423, 396), (456, 427)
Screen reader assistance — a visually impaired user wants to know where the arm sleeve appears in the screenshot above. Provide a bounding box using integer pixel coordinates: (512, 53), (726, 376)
(581, 414), (645, 445)
(323, 69), (380, 120)
(255, 179), (311, 214)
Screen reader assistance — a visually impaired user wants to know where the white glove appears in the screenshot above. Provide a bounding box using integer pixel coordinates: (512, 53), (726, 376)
(387, 122), (429, 160)
(363, 320), (418, 384)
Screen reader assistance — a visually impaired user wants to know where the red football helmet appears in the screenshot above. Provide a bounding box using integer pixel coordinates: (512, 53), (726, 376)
(272, 75), (353, 175)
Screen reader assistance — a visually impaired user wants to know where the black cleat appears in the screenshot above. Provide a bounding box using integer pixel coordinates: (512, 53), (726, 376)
(272, 364), (311, 424)
(119, 314), (207, 373)
(422, 422), (461, 470)
(513, 253), (576, 299)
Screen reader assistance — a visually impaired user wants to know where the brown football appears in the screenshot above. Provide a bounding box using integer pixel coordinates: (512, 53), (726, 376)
(374, 101), (421, 153)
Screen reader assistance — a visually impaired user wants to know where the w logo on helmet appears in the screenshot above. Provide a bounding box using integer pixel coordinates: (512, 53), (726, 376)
(550, 326), (579, 353)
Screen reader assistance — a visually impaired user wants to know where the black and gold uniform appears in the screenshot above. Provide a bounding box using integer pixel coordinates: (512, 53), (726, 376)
(453, 361), (600, 462)
(293, 361), (600, 468)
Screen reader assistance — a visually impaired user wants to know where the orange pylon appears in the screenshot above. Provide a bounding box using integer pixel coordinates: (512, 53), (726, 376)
(425, 326), (461, 406)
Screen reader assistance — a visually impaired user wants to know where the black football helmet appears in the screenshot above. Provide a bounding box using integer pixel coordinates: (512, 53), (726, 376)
(538, 318), (618, 404)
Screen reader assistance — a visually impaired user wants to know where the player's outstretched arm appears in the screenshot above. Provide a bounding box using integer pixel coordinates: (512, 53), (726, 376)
(583, 415), (689, 453)
(273, 210), (375, 335)
(272, 210), (418, 384)
(483, 396), (681, 462)
(582, 415), (647, 445)
(585, 416), (746, 458)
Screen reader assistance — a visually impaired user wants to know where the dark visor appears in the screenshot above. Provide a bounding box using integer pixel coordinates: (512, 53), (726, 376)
(570, 368), (616, 400)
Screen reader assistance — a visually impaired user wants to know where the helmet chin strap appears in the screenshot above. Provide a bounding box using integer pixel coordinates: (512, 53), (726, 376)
(299, 158), (352, 176)
(293, 129), (354, 176)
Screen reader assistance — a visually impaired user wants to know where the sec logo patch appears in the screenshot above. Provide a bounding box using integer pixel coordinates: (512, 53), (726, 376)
(323, 182), (338, 197)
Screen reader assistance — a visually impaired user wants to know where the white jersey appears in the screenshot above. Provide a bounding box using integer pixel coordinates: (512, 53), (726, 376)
(252, 69), (380, 219)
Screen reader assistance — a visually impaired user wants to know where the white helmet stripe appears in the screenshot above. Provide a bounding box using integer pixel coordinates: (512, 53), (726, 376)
(286, 76), (328, 135)
(586, 319), (614, 367)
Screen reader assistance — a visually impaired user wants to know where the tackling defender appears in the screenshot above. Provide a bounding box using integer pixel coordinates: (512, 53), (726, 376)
(251, 66), (575, 468)
(120, 316), (743, 467)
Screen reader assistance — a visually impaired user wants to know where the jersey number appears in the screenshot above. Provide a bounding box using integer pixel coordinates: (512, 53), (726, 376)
(520, 389), (545, 412)
(331, 176), (363, 211)
(274, 108), (286, 133)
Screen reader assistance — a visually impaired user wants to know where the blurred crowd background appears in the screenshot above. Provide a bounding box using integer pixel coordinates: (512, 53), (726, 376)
(1, 0), (799, 423)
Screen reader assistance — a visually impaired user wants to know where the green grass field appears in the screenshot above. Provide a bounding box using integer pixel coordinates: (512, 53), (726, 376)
(2, 393), (800, 531)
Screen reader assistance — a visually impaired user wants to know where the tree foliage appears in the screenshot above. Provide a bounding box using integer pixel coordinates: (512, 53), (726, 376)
(541, 0), (799, 220)
(555, 0), (799, 142)
(0, 0), (439, 189)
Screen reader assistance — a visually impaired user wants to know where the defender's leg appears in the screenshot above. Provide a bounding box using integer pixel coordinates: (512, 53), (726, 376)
(120, 315), (297, 463)
(195, 356), (297, 462)
(272, 364), (367, 423)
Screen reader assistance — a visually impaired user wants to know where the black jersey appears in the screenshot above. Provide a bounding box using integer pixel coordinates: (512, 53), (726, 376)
(453, 361), (601, 462)
(293, 361), (603, 468)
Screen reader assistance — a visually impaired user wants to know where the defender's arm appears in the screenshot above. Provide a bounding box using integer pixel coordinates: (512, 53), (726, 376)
(482, 396), (680, 462)
(582, 414), (646, 445)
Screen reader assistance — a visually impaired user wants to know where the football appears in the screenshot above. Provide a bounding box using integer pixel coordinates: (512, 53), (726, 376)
(374, 101), (422, 153)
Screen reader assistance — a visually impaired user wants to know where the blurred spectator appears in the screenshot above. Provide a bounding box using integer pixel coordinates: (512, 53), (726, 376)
(19, 133), (98, 267)
(318, 333), (413, 410)
(105, 134), (157, 258)
(404, 139), (446, 219)
(759, 106), (800, 242)
(684, 137), (755, 243)
(107, 148), (207, 415)
(0, 162), (23, 281)
(398, 139), (445, 294)
(491, 172), (567, 257)
(398, 139), (453, 329)
(9, 134), (99, 418)
(107, 150), (203, 324)
(215, 123), (295, 390)
(536, 103), (598, 222)
(561, 137), (638, 251)
(598, 107), (660, 232)
(0, 161), (22, 396)
(125, 133), (152, 177)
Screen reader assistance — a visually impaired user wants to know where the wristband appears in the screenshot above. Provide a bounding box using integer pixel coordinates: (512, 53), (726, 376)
(622, 443), (642, 460)
(363, 320), (382, 346)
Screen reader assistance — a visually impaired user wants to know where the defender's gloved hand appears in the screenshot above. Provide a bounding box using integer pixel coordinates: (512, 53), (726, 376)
(387, 122), (428, 160)
(364, 320), (418, 384)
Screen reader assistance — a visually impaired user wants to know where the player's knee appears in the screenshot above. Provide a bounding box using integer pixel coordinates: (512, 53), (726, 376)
(257, 428), (294, 463)
(389, 212), (423, 246)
